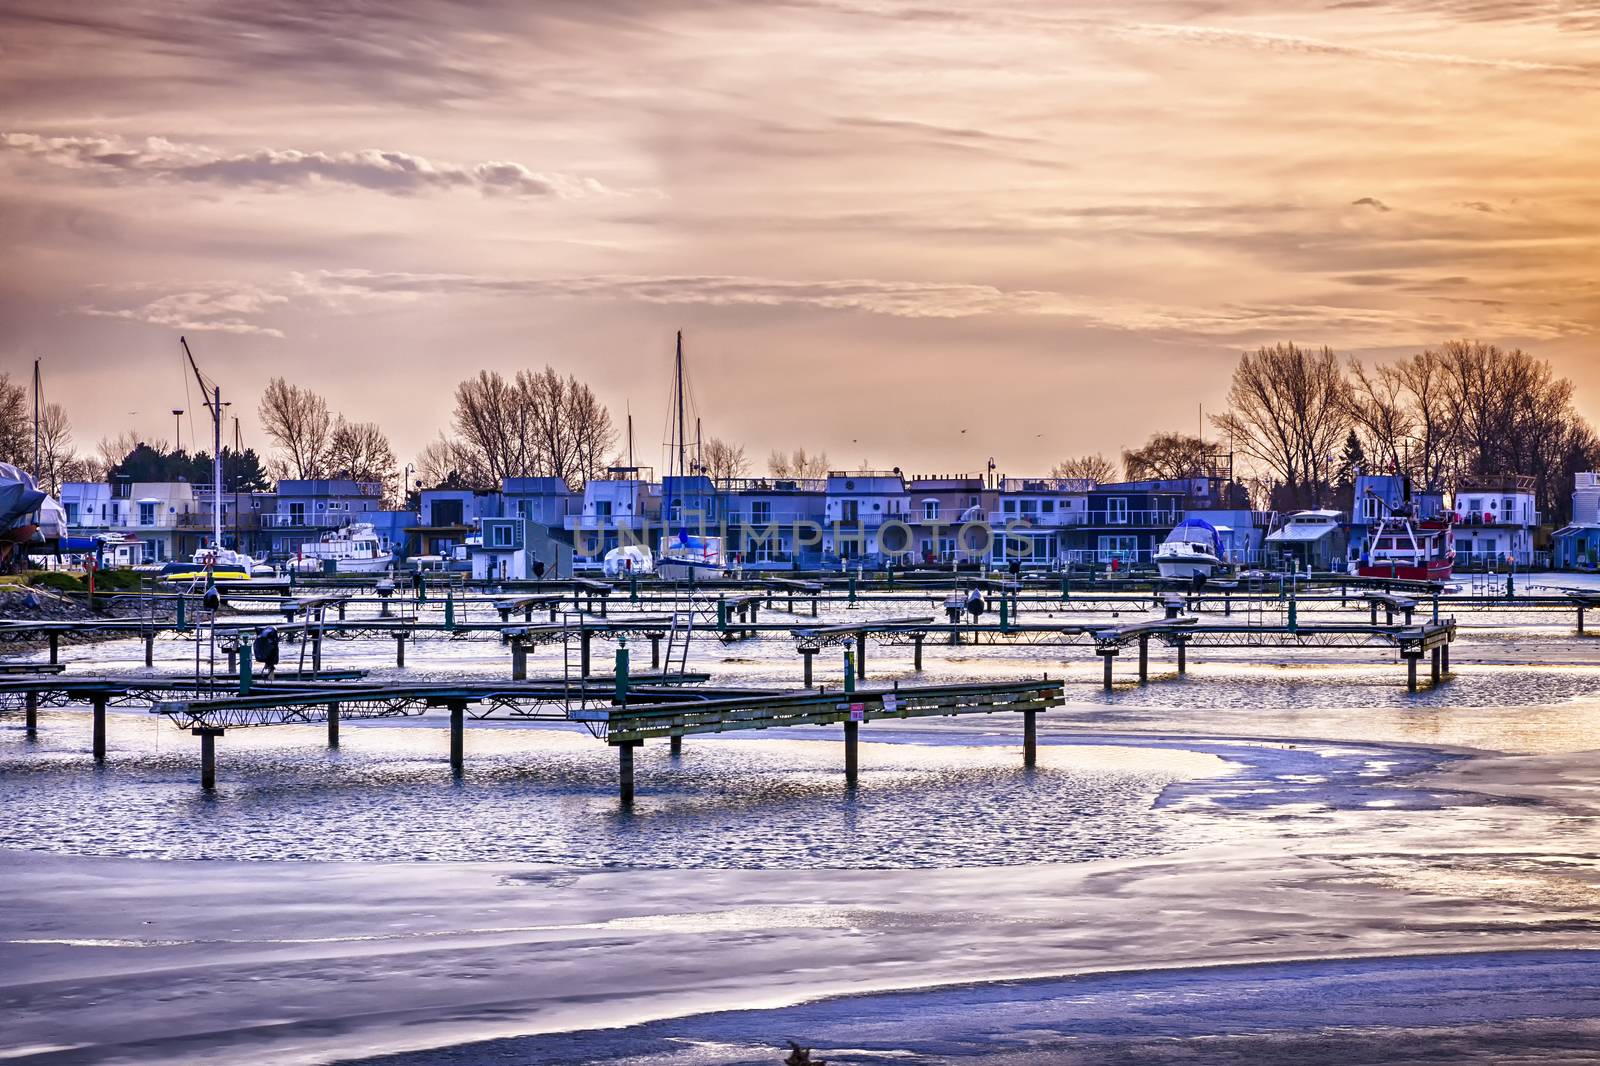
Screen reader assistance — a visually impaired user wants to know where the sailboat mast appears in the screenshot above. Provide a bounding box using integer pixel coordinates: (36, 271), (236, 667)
(32, 359), (40, 478)
(212, 384), (223, 549)
(626, 411), (635, 470)
(674, 330), (686, 482)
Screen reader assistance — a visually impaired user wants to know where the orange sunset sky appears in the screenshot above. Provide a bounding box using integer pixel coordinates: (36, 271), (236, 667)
(2, 0), (1597, 475)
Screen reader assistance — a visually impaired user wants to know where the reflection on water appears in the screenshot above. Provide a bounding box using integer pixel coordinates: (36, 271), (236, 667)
(0, 717), (1228, 867)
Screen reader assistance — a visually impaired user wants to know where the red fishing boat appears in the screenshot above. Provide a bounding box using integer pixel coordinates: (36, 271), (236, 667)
(1357, 509), (1456, 581)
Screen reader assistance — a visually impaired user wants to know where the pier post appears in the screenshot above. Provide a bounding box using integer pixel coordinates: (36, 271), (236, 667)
(1370, 602), (1379, 626)
(91, 694), (107, 762)
(1176, 637), (1188, 675)
(24, 691), (37, 739)
(225, 644), (238, 675)
(580, 629), (593, 678)
(855, 631), (867, 680)
(448, 700), (465, 778)
(49, 631), (59, 665)
(194, 727), (222, 790)
(1442, 643), (1450, 674)
(800, 647), (817, 688)
(510, 638), (527, 681)
(618, 740), (639, 806)
(394, 633), (407, 668)
(1430, 646), (1441, 684)
(239, 635), (253, 695)
(337, 600), (347, 621)
(716, 597), (728, 632)
(615, 639), (630, 706)
(811, 594), (819, 618)
(1138, 636), (1149, 683)
(144, 631), (155, 668)
(912, 633), (925, 672)
(1405, 653), (1419, 693)
(327, 701), (340, 748)
(1023, 709), (1037, 768)
(176, 595), (187, 632)
(311, 628), (323, 674)
(1224, 591), (1231, 617)
(444, 591), (456, 632)
(670, 734), (683, 756)
(1099, 648), (1118, 691)
(844, 719), (859, 786)
(1579, 606), (1587, 636)
(649, 633), (662, 669)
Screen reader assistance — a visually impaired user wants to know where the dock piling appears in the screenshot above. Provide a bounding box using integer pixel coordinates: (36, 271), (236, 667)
(144, 631), (155, 668)
(448, 700), (465, 777)
(912, 634), (925, 672)
(327, 701), (340, 747)
(1405, 653), (1420, 693)
(511, 639), (527, 681)
(394, 632), (407, 668)
(91, 694), (107, 763)
(1099, 649), (1118, 691)
(49, 632), (59, 665)
(670, 734), (683, 756)
(855, 631), (867, 680)
(1138, 635), (1149, 683)
(800, 647), (817, 688)
(1442, 644), (1450, 674)
(194, 727), (223, 790)
(580, 630), (593, 678)
(1430, 646), (1442, 684)
(1176, 637), (1188, 675)
(844, 719), (859, 786)
(618, 740), (640, 805)
(1023, 709), (1037, 768)
(24, 691), (37, 739)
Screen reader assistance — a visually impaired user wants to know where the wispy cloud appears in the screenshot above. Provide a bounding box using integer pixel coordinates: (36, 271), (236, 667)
(77, 268), (1597, 345)
(0, 132), (618, 199)
(1352, 196), (1393, 211)
(1112, 21), (1597, 76)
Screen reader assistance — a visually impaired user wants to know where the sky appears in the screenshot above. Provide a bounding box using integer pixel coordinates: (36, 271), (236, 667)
(2, 0), (1597, 479)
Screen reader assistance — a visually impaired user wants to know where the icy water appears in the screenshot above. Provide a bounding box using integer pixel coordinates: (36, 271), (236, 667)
(2, 574), (1598, 866)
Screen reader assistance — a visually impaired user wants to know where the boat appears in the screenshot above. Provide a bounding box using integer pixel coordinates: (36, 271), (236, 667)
(160, 546), (272, 584)
(602, 544), (654, 577)
(288, 522), (395, 574)
(1155, 517), (1227, 581)
(1356, 498), (1455, 581)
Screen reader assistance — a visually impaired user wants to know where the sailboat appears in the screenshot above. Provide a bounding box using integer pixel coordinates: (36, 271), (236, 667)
(158, 339), (273, 584)
(656, 331), (723, 577)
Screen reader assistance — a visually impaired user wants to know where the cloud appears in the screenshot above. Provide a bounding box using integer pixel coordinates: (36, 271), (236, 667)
(1111, 21), (1597, 76)
(76, 267), (1596, 347)
(0, 132), (617, 199)
(1351, 196), (1393, 212)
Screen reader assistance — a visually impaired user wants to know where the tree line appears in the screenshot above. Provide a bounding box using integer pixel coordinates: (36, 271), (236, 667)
(1049, 341), (1598, 526)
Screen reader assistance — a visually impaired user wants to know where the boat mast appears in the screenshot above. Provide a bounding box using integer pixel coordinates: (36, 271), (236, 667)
(32, 359), (40, 478)
(180, 337), (224, 550)
(674, 330), (687, 483)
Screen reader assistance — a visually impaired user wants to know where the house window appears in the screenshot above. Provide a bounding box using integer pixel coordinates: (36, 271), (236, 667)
(595, 500), (612, 518)
(923, 500), (938, 520)
(491, 523), (512, 547)
(1503, 498), (1514, 517)
(1362, 496), (1382, 521)
(1106, 498), (1129, 524)
(139, 502), (156, 525)
(1020, 499), (1038, 514)
(1003, 500), (1016, 513)
(1042, 500), (1055, 513)
(1097, 534), (1138, 562)
(751, 500), (772, 525)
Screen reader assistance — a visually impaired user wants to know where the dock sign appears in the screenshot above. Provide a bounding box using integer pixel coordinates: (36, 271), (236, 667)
(881, 694), (898, 714)
(849, 702), (865, 721)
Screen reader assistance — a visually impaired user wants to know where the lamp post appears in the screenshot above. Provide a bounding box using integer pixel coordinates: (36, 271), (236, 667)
(172, 409), (184, 454)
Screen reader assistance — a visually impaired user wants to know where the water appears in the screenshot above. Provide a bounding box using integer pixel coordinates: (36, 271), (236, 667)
(4, 578), (1598, 867)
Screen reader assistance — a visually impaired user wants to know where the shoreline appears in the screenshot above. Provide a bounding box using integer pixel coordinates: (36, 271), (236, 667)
(3, 722), (1599, 1064)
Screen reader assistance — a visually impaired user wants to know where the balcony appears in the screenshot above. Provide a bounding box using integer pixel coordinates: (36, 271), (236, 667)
(1081, 509), (1183, 528)
(262, 513), (366, 529)
(988, 510), (1087, 528)
(1000, 477), (1096, 494)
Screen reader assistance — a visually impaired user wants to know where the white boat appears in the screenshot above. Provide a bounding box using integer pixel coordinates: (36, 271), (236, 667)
(1155, 518), (1227, 580)
(289, 522), (395, 574)
(603, 544), (654, 577)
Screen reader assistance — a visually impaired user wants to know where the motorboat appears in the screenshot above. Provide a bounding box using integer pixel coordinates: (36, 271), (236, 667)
(1357, 512), (1455, 581)
(288, 522), (395, 574)
(603, 544), (654, 577)
(1156, 517), (1227, 580)
(161, 545), (273, 583)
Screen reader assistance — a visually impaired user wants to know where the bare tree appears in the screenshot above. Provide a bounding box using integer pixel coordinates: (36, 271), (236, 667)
(326, 417), (396, 487)
(36, 403), (75, 494)
(453, 370), (530, 484)
(0, 373), (28, 467)
(1343, 359), (1413, 479)
(701, 437), (750, 482)
(259, 377), (331, 479)
(768, 447), (830, 479)
(416, 433), (489, 490)
(1212, 343), (1350, 509)
(1121, 433), (1214, 481)
(559, 377), (616, 487)
(1050, 454), (1119, 485)
(97, 431), (150, 472)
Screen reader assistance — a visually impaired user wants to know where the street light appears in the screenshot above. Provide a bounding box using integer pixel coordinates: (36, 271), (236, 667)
(172, 409), (184, 454)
